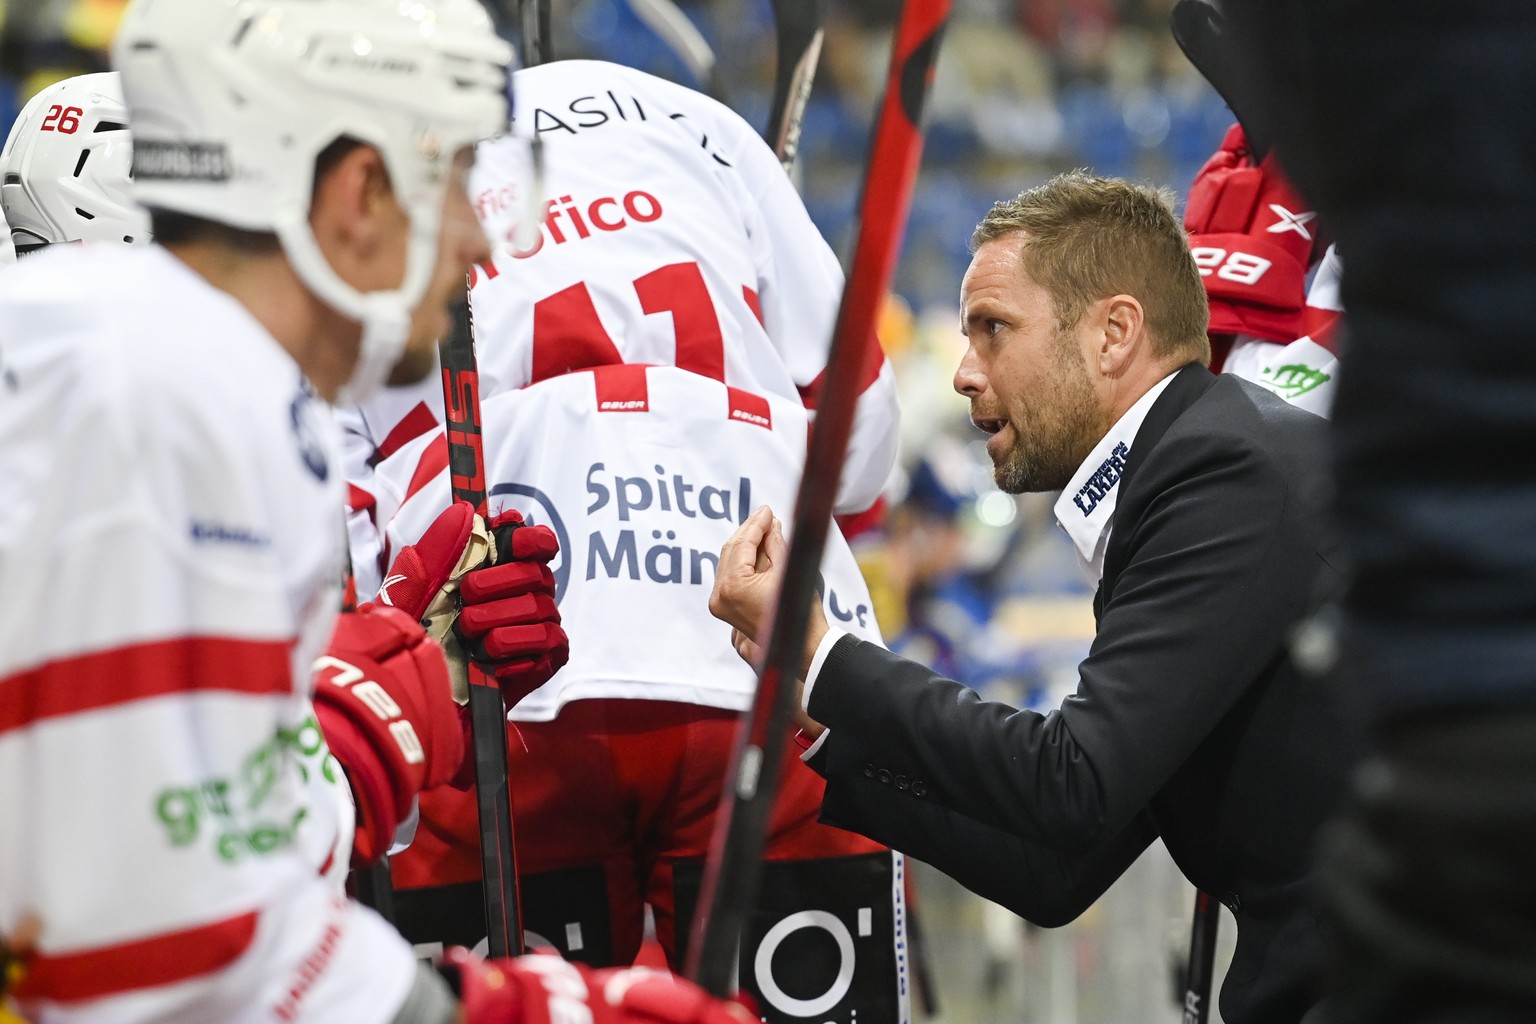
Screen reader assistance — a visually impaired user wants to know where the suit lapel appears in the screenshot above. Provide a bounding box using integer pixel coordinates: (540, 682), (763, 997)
(1096, 362), (1219, 609)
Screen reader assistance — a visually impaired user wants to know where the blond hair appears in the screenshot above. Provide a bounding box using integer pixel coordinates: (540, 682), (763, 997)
(972, 171), (1210, 364)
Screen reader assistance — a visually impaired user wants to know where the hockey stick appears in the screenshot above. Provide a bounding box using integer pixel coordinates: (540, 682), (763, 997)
(684, 0), (951, 997)
(764, 0), (825, 171)
(1170, 0), (1268, 157)
(441, 291), (525, 958)
(518, 0), (551, 68)
(1170, 6), (1241, 1012)
(1181, 890), (1221, 1023)
(625, 0), (729, 105)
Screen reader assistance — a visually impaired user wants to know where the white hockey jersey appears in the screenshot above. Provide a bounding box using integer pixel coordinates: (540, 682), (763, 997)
(371, 363), (885, 722)
(344, 59), (900, 598)
(1222, 243), (1343, 417)
(0, 246), (414, 1023)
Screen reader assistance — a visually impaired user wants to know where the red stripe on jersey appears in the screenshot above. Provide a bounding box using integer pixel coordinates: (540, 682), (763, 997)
(797, 331), (883, 410)
(0, 636), (295, 736)
(727, 387), (772, 430)
(375, 401), (440, 464)
(402, 435), (450, 506)
(13, 911), (259, 1003)
(347, 483), (376, 518)
(836, 494), (889, 541)
(742, 286), (764, 326)
(593, 363), (650, 413)
(1300, 306), (1343, 354)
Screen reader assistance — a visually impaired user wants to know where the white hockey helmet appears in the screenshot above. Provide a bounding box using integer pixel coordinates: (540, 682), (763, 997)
(0, 209), (15, 269)
(112, 0), (514, 400)
(0, 72), (152, 254)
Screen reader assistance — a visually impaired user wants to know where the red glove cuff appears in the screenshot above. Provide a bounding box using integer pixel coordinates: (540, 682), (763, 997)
(1188, 230), (1310, 342)
(314, 605), (464, 865)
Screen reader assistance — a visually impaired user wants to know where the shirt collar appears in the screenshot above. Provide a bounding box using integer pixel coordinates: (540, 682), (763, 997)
(1054, 372), (1178, 586)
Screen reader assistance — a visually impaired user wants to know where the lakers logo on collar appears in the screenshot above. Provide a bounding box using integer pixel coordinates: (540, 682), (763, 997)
(1072, 441), (1130, 517)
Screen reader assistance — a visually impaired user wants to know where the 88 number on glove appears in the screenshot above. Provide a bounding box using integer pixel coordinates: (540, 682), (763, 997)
(1191, 246), (1273, 286)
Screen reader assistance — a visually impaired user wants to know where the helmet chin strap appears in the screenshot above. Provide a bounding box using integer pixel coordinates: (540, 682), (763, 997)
(340, 300), (412, 404)
(275, 209), (436, 405)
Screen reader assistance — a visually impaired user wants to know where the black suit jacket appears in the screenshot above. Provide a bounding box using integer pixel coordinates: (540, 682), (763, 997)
(807, 365), (1352, 1024)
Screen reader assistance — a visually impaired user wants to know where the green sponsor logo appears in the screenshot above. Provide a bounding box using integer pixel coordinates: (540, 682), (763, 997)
(153, 714), (340, 862)
(1261, 362), (1332, 399)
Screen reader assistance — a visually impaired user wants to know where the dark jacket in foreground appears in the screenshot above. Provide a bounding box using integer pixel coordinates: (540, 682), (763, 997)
(808, 364), (1352, 1024)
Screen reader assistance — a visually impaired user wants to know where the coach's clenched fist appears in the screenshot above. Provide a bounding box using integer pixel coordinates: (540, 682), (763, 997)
(708, 506), (829, 692)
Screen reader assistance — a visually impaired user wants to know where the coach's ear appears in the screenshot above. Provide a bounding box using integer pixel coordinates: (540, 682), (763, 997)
(1094, 293), (1148, 377)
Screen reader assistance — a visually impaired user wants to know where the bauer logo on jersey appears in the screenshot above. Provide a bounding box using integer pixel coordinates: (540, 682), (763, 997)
(131, 140), (231, 182)
(489, 482), (572, 601)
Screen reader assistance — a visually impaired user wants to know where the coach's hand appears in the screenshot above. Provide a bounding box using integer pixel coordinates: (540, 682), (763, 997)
(710, 506), (828, 688)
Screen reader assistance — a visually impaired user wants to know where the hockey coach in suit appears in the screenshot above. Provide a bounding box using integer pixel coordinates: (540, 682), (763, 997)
(711, 172), (1353, 1024)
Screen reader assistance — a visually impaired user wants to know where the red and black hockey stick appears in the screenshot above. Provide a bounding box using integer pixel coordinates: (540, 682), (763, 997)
(684, 0), (952, 997)
(441, 292), (525, 958)
(1182, 890), (1221, 1023)
(764, 0), (825, 171)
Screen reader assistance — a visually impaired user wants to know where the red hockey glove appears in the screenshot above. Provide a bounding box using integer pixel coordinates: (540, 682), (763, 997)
(1184, 122), (1319, 344)
(379, 501), (567, 711)
(440, 948), (753, 1024)
(313, 604), (465, 864)
(454, 509), (569, 709)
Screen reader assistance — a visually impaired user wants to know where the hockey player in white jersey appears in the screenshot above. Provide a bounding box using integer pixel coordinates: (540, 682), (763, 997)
(345, 59), (900, 594)
(345, 60), (910, 1024)
(0, 72), (151, 255)
(0, 4), (751, 1024)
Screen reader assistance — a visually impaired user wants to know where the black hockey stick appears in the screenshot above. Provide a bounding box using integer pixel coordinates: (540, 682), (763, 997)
(1170, 0), (1268, 157)
(518, 0), (551, 68)
(1181, 890), (1221, 1023)
(764, 0), (825, 171)
(441, 292), (525, 958)
(684, 0), (952, 997)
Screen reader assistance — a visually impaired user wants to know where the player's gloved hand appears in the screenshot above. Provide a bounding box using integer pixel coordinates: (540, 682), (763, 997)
(313, 604), (465, 864)
(379, 501), (567, 711)
(440, 948), (754, 1024)
(1184, 122), (1319, 344)
(454, 509), (568, 709)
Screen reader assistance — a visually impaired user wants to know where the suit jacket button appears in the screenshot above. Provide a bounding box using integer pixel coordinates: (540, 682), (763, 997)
(895, 774), (910, 791)
(912, 780), (928, 797)
(1222, 893), (1243, 914)
(863, 763), (876, 778)
(877, 769), (893, 785)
